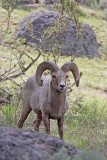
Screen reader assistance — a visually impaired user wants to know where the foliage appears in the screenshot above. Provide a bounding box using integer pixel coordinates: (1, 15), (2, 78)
(67, 98), (107, 128)
(1, 0), (16, 13)
(49, 147), (71, 160)
(63, 96), (107, 149)
(49, 147), (107, 160)
(73, 150), (107, 160)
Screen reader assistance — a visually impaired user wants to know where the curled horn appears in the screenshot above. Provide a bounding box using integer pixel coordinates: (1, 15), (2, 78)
(36, 61), (59, 86)
(61, 62), (80, 87)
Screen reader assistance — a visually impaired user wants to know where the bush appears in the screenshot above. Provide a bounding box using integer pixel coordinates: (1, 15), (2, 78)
(73, 150), (107, 160)
(50, 148), (107, 160)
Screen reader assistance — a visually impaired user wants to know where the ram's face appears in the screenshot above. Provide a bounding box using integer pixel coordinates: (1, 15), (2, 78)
(51, 70), (69, 92)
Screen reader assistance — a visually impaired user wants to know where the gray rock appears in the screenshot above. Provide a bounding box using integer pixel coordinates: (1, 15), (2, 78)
(0, 127), (79, 160)
(17, 10), (99, 58)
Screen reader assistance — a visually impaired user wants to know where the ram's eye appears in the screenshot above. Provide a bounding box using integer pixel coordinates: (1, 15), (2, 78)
(52, 75), (56, 79)
(66, 75), (69, 78)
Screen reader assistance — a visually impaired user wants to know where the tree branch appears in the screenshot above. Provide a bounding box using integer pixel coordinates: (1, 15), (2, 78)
(0, 52), (41, 82)
(0, 98), (10, 104)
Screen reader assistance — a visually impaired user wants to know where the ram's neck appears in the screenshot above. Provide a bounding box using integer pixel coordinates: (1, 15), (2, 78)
(49, 81), (66, 108)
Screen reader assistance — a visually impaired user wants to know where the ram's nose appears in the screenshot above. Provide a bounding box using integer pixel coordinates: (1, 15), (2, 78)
(58, 83), (65, 91)
(60, 84), (65, 88)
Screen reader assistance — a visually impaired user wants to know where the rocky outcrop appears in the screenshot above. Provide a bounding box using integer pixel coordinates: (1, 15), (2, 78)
(0, 127), (79, 160)
(17, 10), (99, 58)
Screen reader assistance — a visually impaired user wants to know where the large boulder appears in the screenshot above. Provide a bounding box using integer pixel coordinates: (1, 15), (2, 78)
(0, 127), (79, 160)
(17, 10), (99, 58)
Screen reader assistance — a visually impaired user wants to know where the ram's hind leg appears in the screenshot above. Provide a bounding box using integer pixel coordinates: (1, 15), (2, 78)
(18, 104), (32, 128)
(34, 111), (42, 131)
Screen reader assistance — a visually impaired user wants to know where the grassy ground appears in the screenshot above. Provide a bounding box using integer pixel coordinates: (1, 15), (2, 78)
(0, 2), (107, 155)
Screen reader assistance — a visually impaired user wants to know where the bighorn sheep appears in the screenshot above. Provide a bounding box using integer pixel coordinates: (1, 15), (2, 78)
(18, 61), (80, 139)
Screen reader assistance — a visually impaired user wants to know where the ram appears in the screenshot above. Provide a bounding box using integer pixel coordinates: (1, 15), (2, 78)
(18, 61), (80, 139)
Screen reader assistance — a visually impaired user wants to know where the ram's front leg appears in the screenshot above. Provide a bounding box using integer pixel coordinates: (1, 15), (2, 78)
(57, 116), (64, 139)
(42, 114), (50, 135)
(34, 111), (42, 131)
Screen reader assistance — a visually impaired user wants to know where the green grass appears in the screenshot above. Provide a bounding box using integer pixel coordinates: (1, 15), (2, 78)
(64, 98), (107, 149)
(0, 103), (21, 126)
(0, 2), (107, 155)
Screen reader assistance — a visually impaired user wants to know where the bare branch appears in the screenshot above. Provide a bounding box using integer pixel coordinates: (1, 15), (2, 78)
(0, 52), (41, 82)
(0, 98), (10, 104)
(0, 87), (12, 97)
